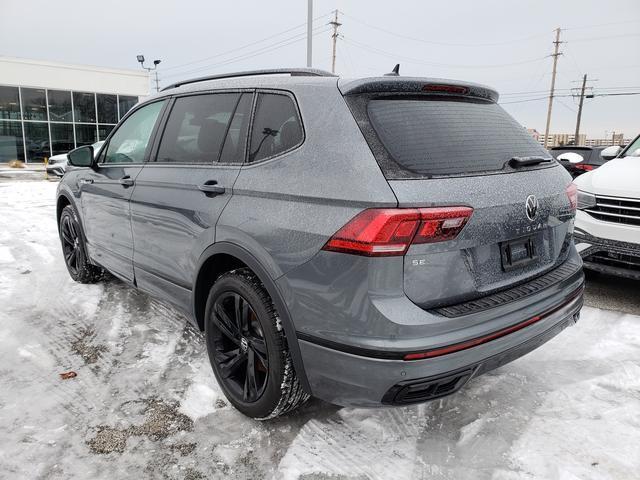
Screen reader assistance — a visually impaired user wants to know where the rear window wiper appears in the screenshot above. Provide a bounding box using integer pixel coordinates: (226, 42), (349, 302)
(508, 156), (554, 168)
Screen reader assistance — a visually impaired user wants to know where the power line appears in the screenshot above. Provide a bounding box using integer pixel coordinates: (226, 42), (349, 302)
(163, 10), (333, 73)
(340, 10), (549, 47)
(163, 25), (331, 80)
(341, 36), (548, 69)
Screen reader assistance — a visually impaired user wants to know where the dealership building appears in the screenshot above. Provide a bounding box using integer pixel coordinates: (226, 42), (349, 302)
(0, 56), (149, 163)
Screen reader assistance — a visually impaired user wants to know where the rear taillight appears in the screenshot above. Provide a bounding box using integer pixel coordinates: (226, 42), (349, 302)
(574, 164), (594, 171)
(322, 207), (473, 257)
(566, 183), (578, 211)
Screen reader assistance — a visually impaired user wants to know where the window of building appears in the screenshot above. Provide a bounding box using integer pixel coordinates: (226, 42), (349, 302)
(73, 92), (96, 123)
(248, 93), (303, 163)
(119, 96), (138, 120)
(50, 123), (74, 156)
(48, 90), (73, 122)
(98, 124), (115, 141)
(0, 86), (21, 120)
(219, 93), (253, 164)
(24, 122), (50, 162)
(75, 124), (97, 146)
(156, 94), (239, 163)
(0, 121), (24, 162)
(21, 88), (47, 121)
(104, 101), (165, 164)
(97, 94), (118, 124)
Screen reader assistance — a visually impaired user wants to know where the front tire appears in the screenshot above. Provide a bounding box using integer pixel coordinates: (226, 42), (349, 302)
(204, 268), (309, 419)
(58, 205), (103, 283)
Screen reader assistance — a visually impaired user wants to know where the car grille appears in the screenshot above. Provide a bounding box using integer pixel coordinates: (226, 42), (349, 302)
(584, 195), (640, 227)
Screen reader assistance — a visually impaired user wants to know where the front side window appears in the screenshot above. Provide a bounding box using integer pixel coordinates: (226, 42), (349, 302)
(248, 93), (303, 163)
(156, 93), (239, 164)
(103, 101), (165, 164)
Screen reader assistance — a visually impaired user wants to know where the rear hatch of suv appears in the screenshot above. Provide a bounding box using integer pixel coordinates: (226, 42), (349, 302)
(339, 78), (577, 310)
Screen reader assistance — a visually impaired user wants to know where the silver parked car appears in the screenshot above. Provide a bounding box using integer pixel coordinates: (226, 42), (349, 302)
(47, 141), (104, 177)
(56, 68), (584, 419)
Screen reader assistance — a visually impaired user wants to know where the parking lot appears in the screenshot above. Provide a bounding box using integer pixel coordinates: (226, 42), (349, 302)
(1, 176), (639, 480)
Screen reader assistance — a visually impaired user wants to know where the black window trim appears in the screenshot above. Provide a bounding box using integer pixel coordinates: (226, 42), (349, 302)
(96, 98), (170, 167)
(146, 88), (255, 168)
(242, 88), (305, 168)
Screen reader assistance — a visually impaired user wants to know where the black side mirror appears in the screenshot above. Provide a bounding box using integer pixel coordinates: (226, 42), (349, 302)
(67, 145), (94, 167)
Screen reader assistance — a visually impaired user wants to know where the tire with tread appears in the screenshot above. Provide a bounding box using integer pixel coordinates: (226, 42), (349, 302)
(58, 205), (103, 284)
(204, 268), (309, 419)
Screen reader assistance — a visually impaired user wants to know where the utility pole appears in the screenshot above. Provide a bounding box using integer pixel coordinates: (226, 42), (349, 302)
(543, 28), (563, 149)
(573, 74), (587, 145)
(306, 0), (313, 67)
(153, 71), (160, 93)
(330, 10), (342, 74)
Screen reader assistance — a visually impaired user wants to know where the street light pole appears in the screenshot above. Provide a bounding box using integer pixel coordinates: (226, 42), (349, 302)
(306, 0), (313, 68)
(137, 55), (162, 92)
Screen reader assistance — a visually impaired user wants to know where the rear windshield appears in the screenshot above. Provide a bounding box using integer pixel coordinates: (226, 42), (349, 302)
(366, 97), (548, 177)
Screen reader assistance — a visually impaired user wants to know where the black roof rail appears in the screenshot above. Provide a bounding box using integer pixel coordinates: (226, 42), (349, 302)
(161, 68), (337, 91)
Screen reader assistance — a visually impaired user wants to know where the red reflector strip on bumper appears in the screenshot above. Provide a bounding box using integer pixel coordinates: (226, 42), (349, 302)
(404, 287), (583, 361)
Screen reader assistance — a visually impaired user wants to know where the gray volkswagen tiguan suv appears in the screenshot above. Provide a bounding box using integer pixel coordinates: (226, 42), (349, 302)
(57, 68), (584, 419)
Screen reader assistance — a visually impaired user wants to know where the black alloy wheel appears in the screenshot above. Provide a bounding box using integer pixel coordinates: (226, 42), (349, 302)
(60, 213), (81, 277)
(209, 291), (269, 403)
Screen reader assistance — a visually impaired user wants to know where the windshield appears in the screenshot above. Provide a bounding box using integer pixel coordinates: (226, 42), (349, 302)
(621, 136), (640, 157)
(366, 97), (548, 176)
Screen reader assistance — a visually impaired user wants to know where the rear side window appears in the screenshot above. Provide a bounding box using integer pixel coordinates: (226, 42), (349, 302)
(366, 97), (548, 177)
(156, 93), (239, 163)
(248, 93), (303, 163)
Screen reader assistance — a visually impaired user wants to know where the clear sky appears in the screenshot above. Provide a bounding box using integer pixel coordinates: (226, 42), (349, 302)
(2, 0), (638, 138)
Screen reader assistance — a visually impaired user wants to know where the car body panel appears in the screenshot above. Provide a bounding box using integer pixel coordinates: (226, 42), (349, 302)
(56, 72), (583, 408)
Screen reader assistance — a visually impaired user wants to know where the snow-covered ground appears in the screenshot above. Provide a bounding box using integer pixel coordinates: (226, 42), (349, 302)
(1, 179), (639, 480)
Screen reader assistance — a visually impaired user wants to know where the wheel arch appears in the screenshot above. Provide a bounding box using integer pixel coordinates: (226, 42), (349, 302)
(192, 242), (311, 393)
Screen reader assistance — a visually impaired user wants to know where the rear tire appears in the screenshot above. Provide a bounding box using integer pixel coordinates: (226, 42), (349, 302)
(58, 205), (103, 284)
(204, 268), (309, 419)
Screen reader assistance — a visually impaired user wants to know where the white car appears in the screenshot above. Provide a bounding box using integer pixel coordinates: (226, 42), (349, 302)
(47, 141), (104, 177)
(573, 134), (640, 279)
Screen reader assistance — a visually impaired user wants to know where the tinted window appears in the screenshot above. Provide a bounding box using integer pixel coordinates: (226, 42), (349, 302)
(75, 124), (97, 146)
(73, 92), (96, 123)
(156, 93), (238, 163)
(24, 122), (50, 162)
(0, 86), (21, 120)
(97, 94), (118, 124)
(0, 121), (24, 162)
(104, 101), (164, 164)
(21, 88), (47, 121)
(118, 96), (138, 119)
(98, 124), (115, 141)
(248, 93), (302, 163)
(220, 93), (252, 164)
(50, 123), (74, 155)
(48, 90), (73, 122)
(367, 98), (548, 176)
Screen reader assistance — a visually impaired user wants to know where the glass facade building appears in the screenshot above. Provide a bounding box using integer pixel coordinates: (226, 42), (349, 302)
(0, 85), (139, 162)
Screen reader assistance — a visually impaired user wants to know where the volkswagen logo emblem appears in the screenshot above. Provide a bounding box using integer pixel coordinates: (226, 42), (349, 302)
(525, 195), (538, 221)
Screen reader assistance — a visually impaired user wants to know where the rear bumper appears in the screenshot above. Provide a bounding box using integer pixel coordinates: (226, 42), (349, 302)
(298, 284), (583, 407)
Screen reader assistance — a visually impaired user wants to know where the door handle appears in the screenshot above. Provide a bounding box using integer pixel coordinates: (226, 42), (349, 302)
(78, 178), (94, 185)
(198, 180), (225, 197)
(119, 175), (135, 187)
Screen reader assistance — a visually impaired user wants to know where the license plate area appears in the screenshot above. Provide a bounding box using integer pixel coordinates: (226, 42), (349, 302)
(500, 234), (539, 271)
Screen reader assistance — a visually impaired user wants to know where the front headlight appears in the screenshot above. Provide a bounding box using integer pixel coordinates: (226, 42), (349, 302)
(577, 190), (596, 210)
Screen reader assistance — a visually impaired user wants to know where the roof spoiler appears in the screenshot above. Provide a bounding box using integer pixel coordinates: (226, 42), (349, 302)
(339, 77), (499, 103)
